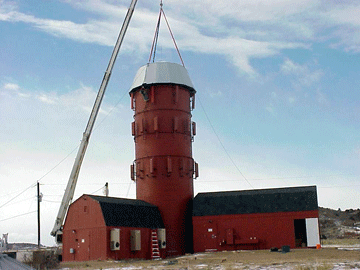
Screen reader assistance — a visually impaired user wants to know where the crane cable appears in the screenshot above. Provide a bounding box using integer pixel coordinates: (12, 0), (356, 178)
(148, 2), (162, 63)
(148, 0), (185, 66)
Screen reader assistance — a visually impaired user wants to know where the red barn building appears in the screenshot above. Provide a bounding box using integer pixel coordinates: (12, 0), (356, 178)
(62, 195), (165, 261)
(192, 186), (320, 252)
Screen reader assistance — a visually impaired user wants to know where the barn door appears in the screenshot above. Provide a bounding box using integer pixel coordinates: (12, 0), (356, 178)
(75, 230), (90, 261)
(203, 222), (218, 251)
(294, 218), (320, 248)
(305, 218), (320, 247)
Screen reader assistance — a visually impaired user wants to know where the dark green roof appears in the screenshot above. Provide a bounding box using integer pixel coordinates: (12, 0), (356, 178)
(193, 186), (318, 216)
(88, 195), (164, 229)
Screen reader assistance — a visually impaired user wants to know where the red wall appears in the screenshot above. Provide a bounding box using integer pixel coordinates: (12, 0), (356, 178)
(105, 227), (163, 261)
(63, 195), (163, 261)
(193, 210), (319, 253)
(63, 195), (107, 261)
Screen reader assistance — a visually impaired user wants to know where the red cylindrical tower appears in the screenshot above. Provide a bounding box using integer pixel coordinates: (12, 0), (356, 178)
(129, 62), (197, 256)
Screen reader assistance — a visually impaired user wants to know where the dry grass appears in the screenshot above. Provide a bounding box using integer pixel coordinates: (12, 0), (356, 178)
(321, 238), (360, 246)
(58, 247), (360, 269)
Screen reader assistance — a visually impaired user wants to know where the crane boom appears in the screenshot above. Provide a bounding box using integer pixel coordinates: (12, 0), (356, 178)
(51, 0), (138, 238)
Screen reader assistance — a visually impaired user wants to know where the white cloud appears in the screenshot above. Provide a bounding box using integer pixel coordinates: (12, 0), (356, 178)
(179, 29), (305, 76)
(316, 89), (330, 106)
(64, 0), (127, 17)
(0, 10), (117, 46)
(37, 94), (57, 104)
(280, 59), (323, 87)
(317, 2), (360, 52)
(0, 82), (105, 113)
(17, 92), (31, 98)
(300, 70), (324, 87)
(323, 3), (360, 27)
(265, 106), (276, 116)
(355, 148), (360, 159)
(209, 90), (222, 98)
(167, 0), (318, 23)
(2, 0), (360, 75)
(3, 83), (20, 91)
(264, 58), (324, 112)
(0, 0), (307, 76)
(281, 58), (305, 74)
(0, 83), (31, 98)
(278, 59), (327, 106)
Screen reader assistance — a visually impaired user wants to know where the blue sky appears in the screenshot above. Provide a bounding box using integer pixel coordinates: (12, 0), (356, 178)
(1, 0), (360, 246)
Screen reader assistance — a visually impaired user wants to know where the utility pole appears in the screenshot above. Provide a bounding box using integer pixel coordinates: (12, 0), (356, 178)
(37, 181), (42, 249)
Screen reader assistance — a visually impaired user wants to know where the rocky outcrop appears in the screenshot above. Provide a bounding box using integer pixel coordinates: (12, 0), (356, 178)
(319, 207), (360, 239)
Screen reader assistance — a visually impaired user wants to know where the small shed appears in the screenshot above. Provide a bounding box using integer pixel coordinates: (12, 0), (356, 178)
(192, 186), (320, 252)
(62, 195), (165, 261)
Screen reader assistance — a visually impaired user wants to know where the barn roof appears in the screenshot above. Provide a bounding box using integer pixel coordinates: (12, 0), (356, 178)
(193, 186), (318, 216)
(0, 254), (35, 270)
(87, 195), (164, 229)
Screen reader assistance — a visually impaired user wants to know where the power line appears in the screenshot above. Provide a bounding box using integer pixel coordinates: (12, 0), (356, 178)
(42, 200), (61, 203)
(5, 196), (36, 207)
(248, 174), (357, 181)
(9, 87), (127, 193)
(0, 86), (128, 211)
(37, 146), (79, 183)
(0, 183), (36, 209)
(91, 185), (106, 195)
(42, 182), (131, 186)
(198, 96), (254, 189)
(196, 182), (360, 188)
(195, 95), (360, 190)
(0, 148), (77, 208)
(0, 211), (37, 223)
(126, 181), (133, 197)
(318, 185), (360, 189)
(195, 174), (358, 183)
(92, 89), (128, 133)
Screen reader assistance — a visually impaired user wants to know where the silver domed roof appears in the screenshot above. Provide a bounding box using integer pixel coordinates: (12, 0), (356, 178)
(129, 62), (195, 93)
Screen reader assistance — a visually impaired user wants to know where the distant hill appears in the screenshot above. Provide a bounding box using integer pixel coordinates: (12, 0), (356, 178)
(319, 207), (360, 239)
(6, 243), (45, 250)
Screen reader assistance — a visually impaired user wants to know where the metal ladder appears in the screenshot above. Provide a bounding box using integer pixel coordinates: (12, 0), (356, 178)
(151, 229), (160, 259)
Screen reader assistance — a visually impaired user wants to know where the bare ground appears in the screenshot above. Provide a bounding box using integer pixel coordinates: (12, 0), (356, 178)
(58, 240), (360, 270)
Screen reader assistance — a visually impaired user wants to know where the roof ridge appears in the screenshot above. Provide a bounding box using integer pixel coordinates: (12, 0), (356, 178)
(196, 185), (316, 196)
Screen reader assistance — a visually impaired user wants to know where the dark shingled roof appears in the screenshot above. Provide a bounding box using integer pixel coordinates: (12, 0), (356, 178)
(88, 195), (164, 229)
(193, 186), (318, 216)
(0, 254), (35, 270)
